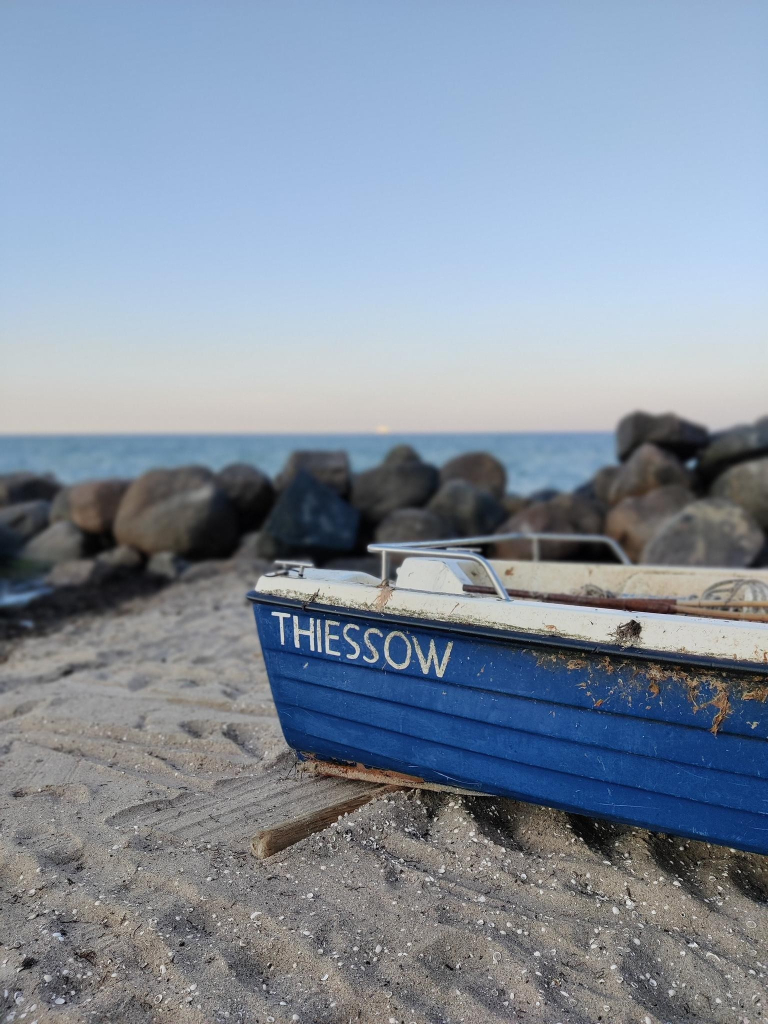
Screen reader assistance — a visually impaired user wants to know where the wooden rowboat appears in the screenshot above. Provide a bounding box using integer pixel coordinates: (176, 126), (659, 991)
(248, 535), (768, 854)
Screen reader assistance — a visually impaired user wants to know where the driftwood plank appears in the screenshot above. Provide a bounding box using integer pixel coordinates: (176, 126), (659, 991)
(252, 783), (400, 858)
(108, 752), (397, 857)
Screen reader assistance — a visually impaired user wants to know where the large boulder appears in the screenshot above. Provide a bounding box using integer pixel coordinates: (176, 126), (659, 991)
(46, 559), (103, 588)
(607, 443), (690, 505)
(589, 466), (620, 506)
(0, 472), (60, 506)
(641, 498), (764, 567)
(275, 450), (350, 497)
(114, 466), (238, 558)
(492, 493), (603, 561)
(64, 478), (131, 534)
(426, 479), (506, 538)
(374, 508), (448, 544)
(605, 485), (694, 563)
(439, 452), (507, 499)
(351, 447), (438, 524)
(23, 521), (90, 564)
(616, 411), (709, 462)
(0, 524), (23, 562)
(116, 485), (238, 558)
(697, 416), (768, 480)
(215, 463), (275, 532)
(95, 544), (144, 573)
(257, 471), (360, 558)
(0, 500), (50, 542)
(710, 456), (768, 530)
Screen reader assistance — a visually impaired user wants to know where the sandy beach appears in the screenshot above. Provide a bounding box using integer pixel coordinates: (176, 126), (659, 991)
(2, 567), (768, 1024)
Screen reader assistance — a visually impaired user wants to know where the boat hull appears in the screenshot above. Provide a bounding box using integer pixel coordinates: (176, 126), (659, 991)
(251, 597), (768, 854)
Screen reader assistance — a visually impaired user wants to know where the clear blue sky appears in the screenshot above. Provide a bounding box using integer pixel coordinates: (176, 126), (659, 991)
(1, 1), (766, 433)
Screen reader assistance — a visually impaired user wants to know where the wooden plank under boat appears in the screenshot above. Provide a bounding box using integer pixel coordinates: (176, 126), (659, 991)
(247, 537), (768, 855)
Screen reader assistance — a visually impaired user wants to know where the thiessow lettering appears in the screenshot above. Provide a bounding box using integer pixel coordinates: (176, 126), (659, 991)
(271, 612), (453, 678)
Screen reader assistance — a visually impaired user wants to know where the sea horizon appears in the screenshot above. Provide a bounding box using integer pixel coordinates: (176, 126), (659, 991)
(0, 431), (615, 496)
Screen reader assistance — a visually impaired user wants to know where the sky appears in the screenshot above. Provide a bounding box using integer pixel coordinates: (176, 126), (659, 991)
(1, 0), (766, 434)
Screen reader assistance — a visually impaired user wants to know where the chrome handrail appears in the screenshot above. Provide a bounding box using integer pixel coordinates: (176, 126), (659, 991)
(371, 532), (631, 566)
(367, 543), (512, 601)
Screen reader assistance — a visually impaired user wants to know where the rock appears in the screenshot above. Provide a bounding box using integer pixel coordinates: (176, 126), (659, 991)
(23, 521), (89, 564)
(492, 493), (603, 561)
(215, 464), (275, 532)
(641, 498), (764, 567)
(114, 467), (238, 558)
(276, 451), (350, 497)
(351, 449), (438, 524)
(710, 457), (768, 530)
(146, 551), (190, 580)
(426, 480), (506, 538)
(528, 488), (560, 503)
(95, 544), (144, 573)
(0, 471), (60, 506)
(374, 508), (448, 544)
(607, 444), (690, 505)
(258, 471), (360, 557)
(50, 487), (72, 522)
(605, 485), (694, 563)
(0, 524), (22, 562)
(180, 559), (235, 583)
(697, 417), (768, 480)
(0, 500), (50, 542)
(234, 531), (264, 562)
(46, 558), (102, 588)
(590, 466), (620, 506)
(380, 444), (421, 467)
(501, 494), (528, 518)
(64, 479), (131, 534)
(439, 452), (507, 499)
(616, 411), (709, 462)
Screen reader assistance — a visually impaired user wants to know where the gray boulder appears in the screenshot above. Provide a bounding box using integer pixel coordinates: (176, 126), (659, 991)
(0, 500), (50, 542)
(275, 450), (350, 497)
(697, 416), (768, 480)
(0, 472), (60, 506)
(605, 485), (694, 563)
(0, 524), (22, 562)
(616, 411), (709, 462)
(501, 494), (528, 518)
(439, 451), (507, 499)
(641, 498), (764, 567)
(64, 479), (131, 534)
(492, 493), (603, 561)
(215, 463), (275, 532)
(50, 487), (72, 522)
(608, 443), (690, 505)
(146, 551), (190, 580)
(590, 466), (621, 505)
(258, 471), (360, 557)
(351, 448), (438, 524)
(374, 508), (448, 544)
(114, 467), (238, 558)
(710, 456), (768, 529)
(23, 521), (89, 564)
(95, 544), (144, 573)
(116, 483), (238, 558)
(427, 479), (506, 538)
(46, 559), (102, 588)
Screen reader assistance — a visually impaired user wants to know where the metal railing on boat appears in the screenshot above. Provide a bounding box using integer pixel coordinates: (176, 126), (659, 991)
(368, 532), (630, 600)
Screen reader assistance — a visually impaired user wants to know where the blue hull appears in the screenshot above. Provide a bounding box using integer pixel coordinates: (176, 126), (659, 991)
(250, 595), (768, 854)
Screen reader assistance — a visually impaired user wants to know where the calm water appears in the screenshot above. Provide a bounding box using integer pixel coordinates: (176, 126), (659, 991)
(0, 433), (614, 496)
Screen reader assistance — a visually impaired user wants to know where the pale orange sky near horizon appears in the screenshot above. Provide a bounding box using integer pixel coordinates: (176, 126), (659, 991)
(2, 1), (766, 435)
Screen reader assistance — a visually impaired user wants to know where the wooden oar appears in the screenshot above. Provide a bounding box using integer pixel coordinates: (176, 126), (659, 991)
(462, 584), (768, 623)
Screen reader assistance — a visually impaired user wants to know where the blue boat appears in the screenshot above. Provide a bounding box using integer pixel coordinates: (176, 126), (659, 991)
(248, 536), (768, 854)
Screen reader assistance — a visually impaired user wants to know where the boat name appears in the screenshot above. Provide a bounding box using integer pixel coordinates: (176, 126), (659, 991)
(271, 612), (453, 678)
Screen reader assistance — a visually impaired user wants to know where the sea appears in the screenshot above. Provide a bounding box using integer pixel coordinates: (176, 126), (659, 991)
(0, 433), (614, 496)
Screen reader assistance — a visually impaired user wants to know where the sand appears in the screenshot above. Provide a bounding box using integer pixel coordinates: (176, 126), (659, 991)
(2, 566), (768, 1024)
